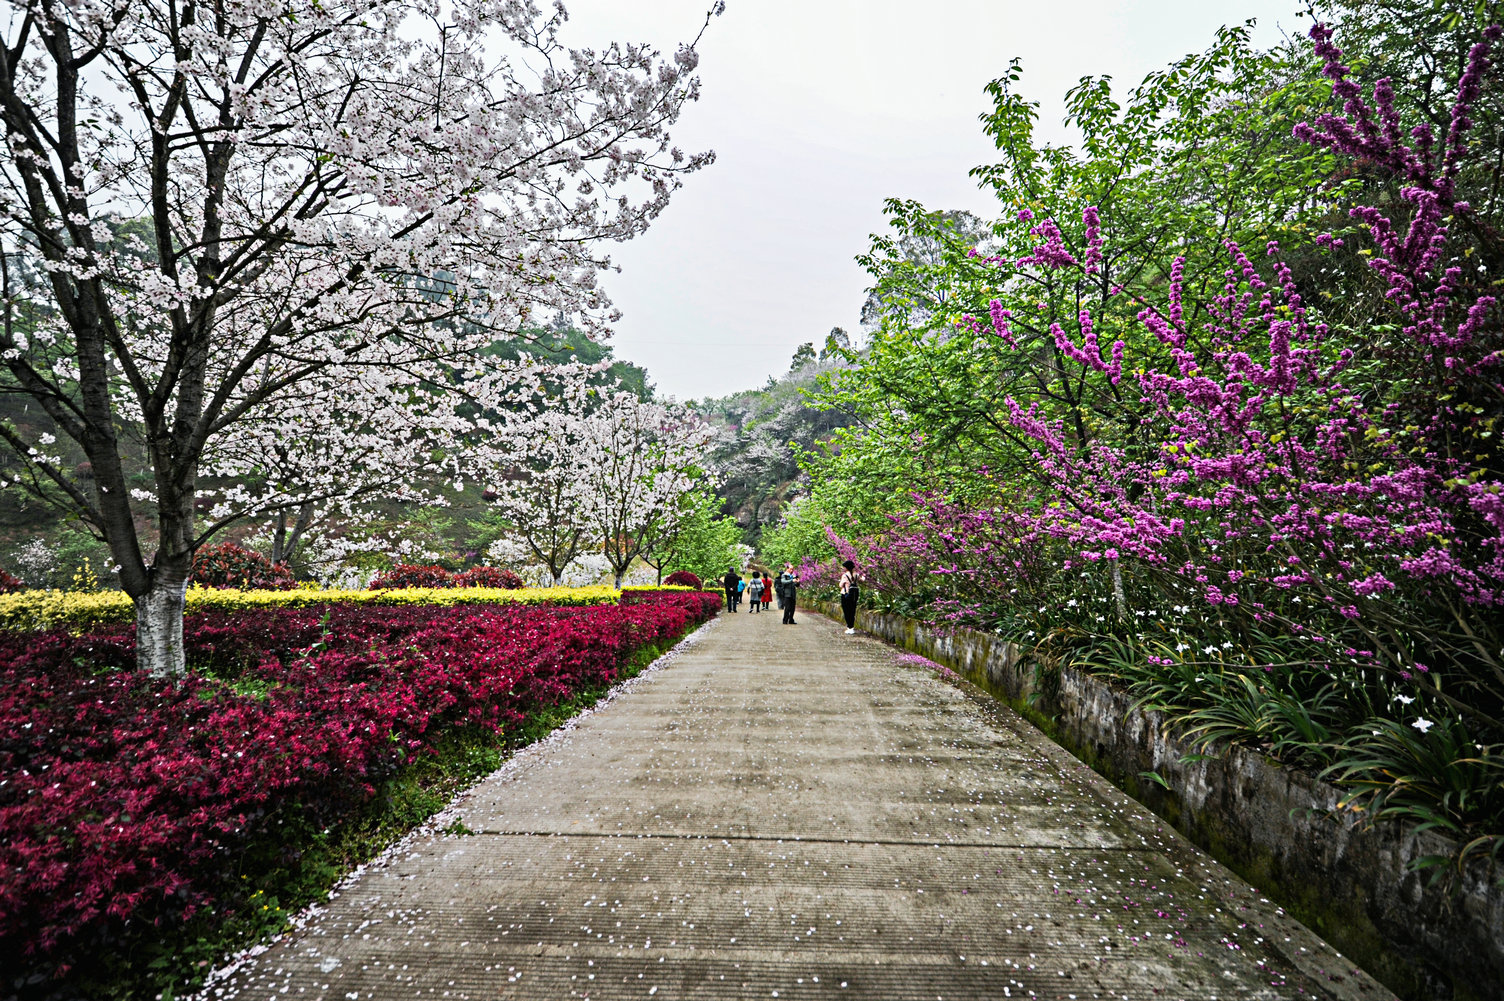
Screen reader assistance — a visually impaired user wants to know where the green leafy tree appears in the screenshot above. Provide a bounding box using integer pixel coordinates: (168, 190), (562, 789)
(643, 488), (742, 584)
(789, 342), (817, 373)
(809, 21), (1348, 517)
(758, 491), (840, 571)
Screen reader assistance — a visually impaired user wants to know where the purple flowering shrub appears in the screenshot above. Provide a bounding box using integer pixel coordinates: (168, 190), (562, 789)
(945, 23), (1504, 715)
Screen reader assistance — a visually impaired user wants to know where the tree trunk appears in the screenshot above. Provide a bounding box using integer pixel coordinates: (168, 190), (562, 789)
(613, 569), (624, 588)
(277, 502), (315, 565)
(1111, 556), (1128, 623)
(134, 563), (190, 678)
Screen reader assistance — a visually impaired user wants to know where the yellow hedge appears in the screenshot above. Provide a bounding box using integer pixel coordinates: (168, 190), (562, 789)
(0, 585), (623, 633)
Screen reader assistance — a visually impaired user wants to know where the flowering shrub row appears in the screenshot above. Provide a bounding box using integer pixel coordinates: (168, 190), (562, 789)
(0, 584), (622, 633)
(619, 584), (705, 605)
(0, 588), (718, 985)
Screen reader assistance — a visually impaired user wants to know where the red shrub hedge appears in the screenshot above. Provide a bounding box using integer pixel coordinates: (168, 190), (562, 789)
(453, 566), (525, 589)
(0, 589), (717, 983)
(190, 543), (296, 590)
(367, 563), (454, 589)
(662, 570), (702, 588)
(622, 588), (723, 613)
(0, 568), (22, 593)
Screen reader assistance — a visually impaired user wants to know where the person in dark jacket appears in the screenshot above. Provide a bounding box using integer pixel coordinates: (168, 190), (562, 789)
(839, 559), (860, 633)
(779, 563), (799, 624)
(722, 568), (740, 612)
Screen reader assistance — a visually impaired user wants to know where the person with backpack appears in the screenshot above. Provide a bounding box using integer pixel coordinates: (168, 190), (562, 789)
(747, 573), (764, 612)
(838, 559), (860, 634)
(778, 563), (799, 624)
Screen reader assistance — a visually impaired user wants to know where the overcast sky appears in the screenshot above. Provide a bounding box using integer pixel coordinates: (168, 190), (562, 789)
(557, 0), (1305, 401)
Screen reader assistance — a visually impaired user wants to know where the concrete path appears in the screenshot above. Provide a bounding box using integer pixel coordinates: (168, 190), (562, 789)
(202, 606), (1395, 1001)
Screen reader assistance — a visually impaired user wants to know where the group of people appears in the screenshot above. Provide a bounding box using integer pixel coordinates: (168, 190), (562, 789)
(721, 564), (801, 623)
(720, 559), (862, 633)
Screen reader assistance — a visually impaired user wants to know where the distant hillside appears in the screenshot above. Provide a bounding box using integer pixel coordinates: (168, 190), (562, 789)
(694, 334), (858, 546)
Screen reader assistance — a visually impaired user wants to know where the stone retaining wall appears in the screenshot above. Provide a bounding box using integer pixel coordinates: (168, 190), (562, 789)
(814, 601), (1503, 1001)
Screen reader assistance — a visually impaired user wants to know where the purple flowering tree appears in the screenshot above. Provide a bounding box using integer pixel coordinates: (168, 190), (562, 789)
(939, 22), (1504, 727)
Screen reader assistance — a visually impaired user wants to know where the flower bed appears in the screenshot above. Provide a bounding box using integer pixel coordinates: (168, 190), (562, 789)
(0, 583), (622, 633)
(0, 588), (719, 995)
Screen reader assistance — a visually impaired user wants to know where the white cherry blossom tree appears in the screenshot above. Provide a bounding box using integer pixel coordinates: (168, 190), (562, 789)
(482, 373), (718, 589)
(0, 0), (715, 674)
(580, 390), (718, 588)
(482, 362), (602, 585)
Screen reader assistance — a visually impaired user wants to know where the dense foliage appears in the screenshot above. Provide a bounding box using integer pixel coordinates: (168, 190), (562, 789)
(696, 346), (858, 544)
(190, 543), (297, 591)
(0, 589), (719, 996)
(641, 487), (744, 584)
(452, 566), (528, 590)
(793, 6), (1504, 858)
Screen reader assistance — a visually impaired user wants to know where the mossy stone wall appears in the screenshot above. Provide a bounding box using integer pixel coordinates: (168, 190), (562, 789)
(815, 601), (1503, 1001)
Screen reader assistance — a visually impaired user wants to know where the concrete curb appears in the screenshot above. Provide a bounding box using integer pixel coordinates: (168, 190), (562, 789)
(812, 600), (1504, 1001)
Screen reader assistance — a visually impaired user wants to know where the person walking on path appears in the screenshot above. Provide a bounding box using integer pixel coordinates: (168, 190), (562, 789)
(838, 559), (860, 634)
(779, 563), (799, 624)
(747, 573), (764, 612)
(735, 574), (746, 611)
(721, 568), (740, 612)
(762, 572), (773, 611)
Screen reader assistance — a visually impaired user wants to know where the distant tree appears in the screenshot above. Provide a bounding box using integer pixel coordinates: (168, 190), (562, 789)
(643, 488), (741, 584)
(483, 372), (603, 586)
(820, 327), (852, 361)
(582, 393), (719, 587)
(790, 343), (817, 372)
(490, 319), (656, 400)
(858, 209), (990, 331)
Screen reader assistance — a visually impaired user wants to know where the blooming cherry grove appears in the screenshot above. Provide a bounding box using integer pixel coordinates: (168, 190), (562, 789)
(478, 363), (718, 587)
(484, 363), (607, 586)
(0, 0), (716, 674)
